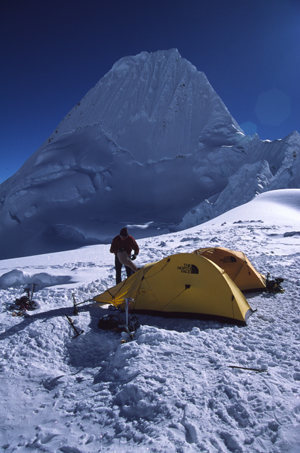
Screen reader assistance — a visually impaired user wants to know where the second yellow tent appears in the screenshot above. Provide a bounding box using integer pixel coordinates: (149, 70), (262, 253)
(193, 247), (266, 291)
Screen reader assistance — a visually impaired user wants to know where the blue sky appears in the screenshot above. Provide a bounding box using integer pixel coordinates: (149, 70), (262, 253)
(1, 0), (300, 182)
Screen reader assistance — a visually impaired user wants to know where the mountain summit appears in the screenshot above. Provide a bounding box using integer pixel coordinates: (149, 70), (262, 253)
(0, 49), (299, 258)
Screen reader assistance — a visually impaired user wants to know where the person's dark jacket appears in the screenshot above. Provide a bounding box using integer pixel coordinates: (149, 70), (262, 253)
(110, 235), (139, 256)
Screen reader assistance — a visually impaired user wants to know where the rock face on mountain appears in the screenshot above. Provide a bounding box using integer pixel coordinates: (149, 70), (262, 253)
(0, 49), (299, 259)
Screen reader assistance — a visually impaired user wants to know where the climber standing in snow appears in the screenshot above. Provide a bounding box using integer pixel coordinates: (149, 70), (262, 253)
(110, 227), (139, 284)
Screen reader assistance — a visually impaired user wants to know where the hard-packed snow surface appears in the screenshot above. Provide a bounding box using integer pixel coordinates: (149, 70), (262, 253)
(0, 189), (299, 453)
(0, 49), (299, 259)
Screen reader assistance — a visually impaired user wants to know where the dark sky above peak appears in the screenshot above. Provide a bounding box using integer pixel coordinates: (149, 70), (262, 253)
(1, 0), (300, 182)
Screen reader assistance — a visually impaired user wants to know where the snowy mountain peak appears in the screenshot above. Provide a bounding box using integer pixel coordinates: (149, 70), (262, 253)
(111, 48), (182, 72)
(46, 48), (242, 158)
(0, 50), (299, 259)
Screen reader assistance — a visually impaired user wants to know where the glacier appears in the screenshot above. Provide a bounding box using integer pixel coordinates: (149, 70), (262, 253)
(0, 49), (299, 259)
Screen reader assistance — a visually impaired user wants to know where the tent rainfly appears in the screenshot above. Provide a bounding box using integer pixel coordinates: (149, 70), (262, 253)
(93, 253), (254, 324)
(193, 247), (266, 291)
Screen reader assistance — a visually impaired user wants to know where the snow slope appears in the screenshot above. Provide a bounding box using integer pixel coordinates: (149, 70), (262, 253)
(0, 189), (299, 453)
(0, 49), (299, 259)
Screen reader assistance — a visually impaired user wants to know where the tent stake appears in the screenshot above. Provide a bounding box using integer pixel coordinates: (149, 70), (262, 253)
(72, 293), (93, 315)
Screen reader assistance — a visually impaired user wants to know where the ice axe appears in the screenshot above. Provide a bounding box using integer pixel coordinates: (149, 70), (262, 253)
(65, 315), (84, 338)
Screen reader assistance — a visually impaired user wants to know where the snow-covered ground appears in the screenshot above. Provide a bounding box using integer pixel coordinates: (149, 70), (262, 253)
(0, 189), (299, 453)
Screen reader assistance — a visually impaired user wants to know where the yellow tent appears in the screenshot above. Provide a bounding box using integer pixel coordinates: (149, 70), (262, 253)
(93, 253), (253, 324)
(193, 247), (266, 291)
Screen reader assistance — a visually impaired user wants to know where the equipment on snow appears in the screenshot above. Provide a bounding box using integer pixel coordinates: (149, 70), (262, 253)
(10, 284), (39, 316)
(98, 300), (140, 340)
(265, 274), (284, 293)
(65, 315), (84, 338)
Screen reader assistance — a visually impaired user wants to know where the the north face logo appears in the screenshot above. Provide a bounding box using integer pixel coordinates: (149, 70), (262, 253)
(177, 264), (199, 274)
